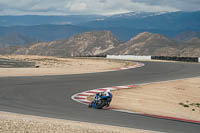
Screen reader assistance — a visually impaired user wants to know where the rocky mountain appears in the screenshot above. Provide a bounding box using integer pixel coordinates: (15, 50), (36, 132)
(175, 32), (200, 41)
(0, 15), (105, 26)
(0, 31), (199, 57)
(108, 12), (165, 19)
(79, 11), (200, 41)
(180, 38), (200, 57)
(107, 32), (200, 57)
(0, 11), (200, 42)
(0, 45), (19, 55)
(14, 31), (120, 56)
(0, 32), (36, 46)
(187, 37), (200, 44)
(0, 24), (90, 43)
(106, 32), (181, 56)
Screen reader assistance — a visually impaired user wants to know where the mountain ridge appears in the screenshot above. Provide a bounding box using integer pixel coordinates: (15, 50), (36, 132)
(0, 11), (200, 42)
(14, 31), (120, 56)
(4, 31), (199, 57)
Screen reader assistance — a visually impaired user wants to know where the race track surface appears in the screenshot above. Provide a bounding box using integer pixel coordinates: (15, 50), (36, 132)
(0, 61), (200, 133)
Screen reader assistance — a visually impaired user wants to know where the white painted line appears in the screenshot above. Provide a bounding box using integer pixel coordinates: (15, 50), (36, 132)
(90, 89), (104, 93)
(80, 92), (95, 95)
(103, 87), (117, 91)
(121, 67), (127, 69)
(74, 95), (88, 97)
(117, 86), (132, 88)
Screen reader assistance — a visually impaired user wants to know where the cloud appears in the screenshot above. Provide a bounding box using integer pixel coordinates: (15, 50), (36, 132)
(0, 0), (199, 15)
(66, 1), (88, 12)
(132, 0), (200, 11)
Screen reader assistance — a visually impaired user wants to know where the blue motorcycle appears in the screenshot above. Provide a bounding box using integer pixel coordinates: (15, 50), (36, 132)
(88, 92), (112, 109)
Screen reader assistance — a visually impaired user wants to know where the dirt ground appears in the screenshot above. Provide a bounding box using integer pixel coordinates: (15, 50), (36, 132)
(111, 77), (200, 121)
(0, 111), (156, 133)
(0, 55), (135, 77)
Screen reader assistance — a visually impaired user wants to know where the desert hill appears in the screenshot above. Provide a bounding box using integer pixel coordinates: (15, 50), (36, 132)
(0, 31), (199, 57)
(15, 31), (120, 56)
(107, 32), (181, 56)
(180, 38), (200, 57)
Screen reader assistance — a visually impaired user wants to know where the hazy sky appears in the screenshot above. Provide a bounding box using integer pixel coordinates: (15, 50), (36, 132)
(0, 0), (199, 15)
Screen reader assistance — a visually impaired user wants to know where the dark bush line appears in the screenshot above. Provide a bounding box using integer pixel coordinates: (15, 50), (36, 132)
(151, 56), (199, 62)
(72, 55), (198, 62)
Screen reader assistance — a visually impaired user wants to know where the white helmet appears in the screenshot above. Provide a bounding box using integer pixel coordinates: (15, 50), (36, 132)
(104, 89), (110, 96)
(106, 89), (110, 93)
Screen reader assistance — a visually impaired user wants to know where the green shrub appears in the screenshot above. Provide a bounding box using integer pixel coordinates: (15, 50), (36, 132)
(183, 104), (189, 108)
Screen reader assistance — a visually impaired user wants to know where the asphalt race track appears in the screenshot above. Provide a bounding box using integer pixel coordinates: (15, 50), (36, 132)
(0, 61), (200, 133)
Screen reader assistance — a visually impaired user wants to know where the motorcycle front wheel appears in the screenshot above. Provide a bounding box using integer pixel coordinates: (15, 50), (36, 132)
(95, 100), (106, 109)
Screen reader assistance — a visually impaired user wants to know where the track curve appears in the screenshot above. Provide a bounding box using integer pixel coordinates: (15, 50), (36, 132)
(0, 61), (200, 133)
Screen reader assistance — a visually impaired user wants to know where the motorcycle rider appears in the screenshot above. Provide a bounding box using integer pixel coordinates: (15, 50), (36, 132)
(102, 89), (112, 107)
(89, 90), (112, 108)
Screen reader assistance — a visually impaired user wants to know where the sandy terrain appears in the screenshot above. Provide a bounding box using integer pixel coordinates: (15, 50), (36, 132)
(0, 55), (135, 77)
(0, 111), (156, 133)
(111, 77), (200, 121)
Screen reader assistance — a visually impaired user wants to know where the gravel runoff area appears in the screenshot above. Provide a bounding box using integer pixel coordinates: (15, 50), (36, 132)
(0, 55), (136, 77)
(111, 77), (200, 121)
(0, 111), (157, 133)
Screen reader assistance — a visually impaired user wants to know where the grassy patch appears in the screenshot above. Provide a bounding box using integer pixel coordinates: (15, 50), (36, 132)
(179, 102), (190, 108)
(179, 101), (200, 111)
(190, 103), (200, 108)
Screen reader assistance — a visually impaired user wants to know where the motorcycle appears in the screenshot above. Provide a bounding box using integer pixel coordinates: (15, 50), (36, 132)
(88, 92), (111, 109)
